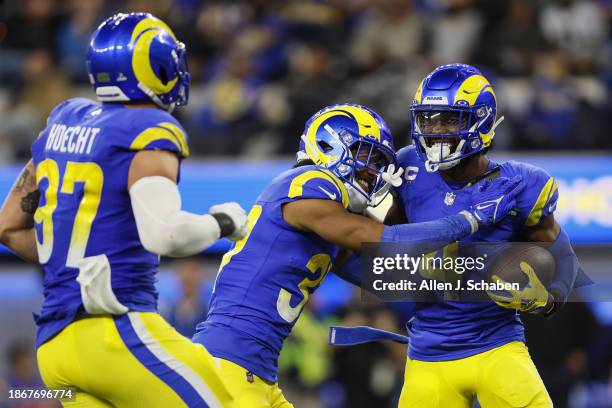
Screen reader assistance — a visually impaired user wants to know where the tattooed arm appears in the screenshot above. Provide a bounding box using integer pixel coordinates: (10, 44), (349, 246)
(0, 160), (39, 262)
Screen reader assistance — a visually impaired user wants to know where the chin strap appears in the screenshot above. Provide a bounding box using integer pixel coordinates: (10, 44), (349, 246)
(345, 182), (369, 213)
(424, 160), (439, 173)
(296, 150), (309, 162)
(137, 83), (176, 113)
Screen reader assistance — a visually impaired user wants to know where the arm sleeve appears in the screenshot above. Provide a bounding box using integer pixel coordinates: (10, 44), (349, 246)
(380, 213), (474, 254)
(511, 164), (579, 311)
(548, 227), (580, 304)
(334, 252), (363, 287)
(129, 176), (220, 257)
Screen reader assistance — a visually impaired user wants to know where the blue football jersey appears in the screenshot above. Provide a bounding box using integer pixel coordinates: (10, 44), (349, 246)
(396, 145), (559, 361)
(193, 165), (349, 382)
(31, 98), (190, 347)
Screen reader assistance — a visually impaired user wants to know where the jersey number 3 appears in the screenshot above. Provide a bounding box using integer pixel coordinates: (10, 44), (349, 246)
(34, 158), (103, 265)
(277, 254), (332, 323)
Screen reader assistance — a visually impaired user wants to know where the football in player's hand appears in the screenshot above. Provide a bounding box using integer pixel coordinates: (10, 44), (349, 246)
(486, 244), (555, 292)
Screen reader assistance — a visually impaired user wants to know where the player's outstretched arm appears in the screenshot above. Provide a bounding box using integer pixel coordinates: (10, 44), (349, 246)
(282, 198), (474, 252)
(287, 175), (525, 287)
(0, 160), (39, 263)
(128, 150), (248, 257)
(284, 174), (525, 252)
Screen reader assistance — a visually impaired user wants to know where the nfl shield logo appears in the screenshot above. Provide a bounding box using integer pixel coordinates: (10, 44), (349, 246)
(444, 192), (456, 206)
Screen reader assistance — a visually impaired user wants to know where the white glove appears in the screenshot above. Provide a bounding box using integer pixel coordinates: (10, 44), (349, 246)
(381, 164), (404, 188)
(209, 202), (248, 241)
(370, 164), (404, 206)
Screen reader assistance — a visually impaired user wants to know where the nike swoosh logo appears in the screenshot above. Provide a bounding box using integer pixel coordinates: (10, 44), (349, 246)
(475, 201), (498, 211)
(548, 202), (557, 212)
(318, 186), (337, 200)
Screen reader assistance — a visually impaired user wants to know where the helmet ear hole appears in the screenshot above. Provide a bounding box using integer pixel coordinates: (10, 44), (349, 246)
(317, 141), (333, 152)
(158, 66), (169, 85)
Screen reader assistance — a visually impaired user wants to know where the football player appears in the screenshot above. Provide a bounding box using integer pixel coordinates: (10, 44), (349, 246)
(192, 103), (525, 407)
(0, 13), (248, 408)
(390, 64), (582, 407)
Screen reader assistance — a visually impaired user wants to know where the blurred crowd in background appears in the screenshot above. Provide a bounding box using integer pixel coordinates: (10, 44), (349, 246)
(1, 0), (612, 407)
(0, 0), (611, 162)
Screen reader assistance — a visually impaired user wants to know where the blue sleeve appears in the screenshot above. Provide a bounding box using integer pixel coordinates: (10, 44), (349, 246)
(548, 228), (580, 304)
(334, 252), (362, 287)
(381, 213), (473, 253)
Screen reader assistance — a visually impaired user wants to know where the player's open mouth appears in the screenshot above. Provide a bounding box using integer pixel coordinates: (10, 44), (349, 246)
(357, 178), (369, 191)
(424, 136), (460, 150)
(356, 175), (375, 193)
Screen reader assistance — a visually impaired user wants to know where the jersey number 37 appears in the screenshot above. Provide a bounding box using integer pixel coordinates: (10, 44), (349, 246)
(34, 158), (103, 266)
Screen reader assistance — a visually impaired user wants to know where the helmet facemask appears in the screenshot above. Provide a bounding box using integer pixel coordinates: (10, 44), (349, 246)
(300, 128), (395, 212)
(172, 42), (191, 108)
(411, 105), (495, 172)
(328, 129), (395, 212)
(139, 41), (191, 113)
